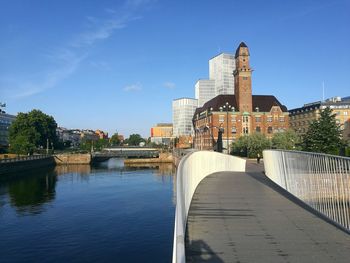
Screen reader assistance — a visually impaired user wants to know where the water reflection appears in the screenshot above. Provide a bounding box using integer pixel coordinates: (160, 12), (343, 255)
(54, 164), (91, 175)
(0, 160), (176, 216)
(5, 168), (57, 215)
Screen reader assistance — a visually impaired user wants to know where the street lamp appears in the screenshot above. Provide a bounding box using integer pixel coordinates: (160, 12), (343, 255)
(219, 102), (235, 154)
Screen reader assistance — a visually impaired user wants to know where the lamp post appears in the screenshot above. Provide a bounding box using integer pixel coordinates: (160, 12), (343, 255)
(219, 102), (235, 154)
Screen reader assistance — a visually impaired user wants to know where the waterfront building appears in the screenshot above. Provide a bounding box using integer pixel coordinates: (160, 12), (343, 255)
(289, 96), (350, 139)
(209, 53), (235, 95)
(172, 98), (198, 137)
(195, 79), (216, 107)
(95, 129), (108, 139)
(150, 123), (173, 145)
(80, 129), (99, 141)
(193, 42), (289, 152)
(56, 127), (81, 146)
(0, 110), (16, 147)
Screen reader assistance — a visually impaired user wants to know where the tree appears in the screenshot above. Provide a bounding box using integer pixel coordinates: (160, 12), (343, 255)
(126, 134), (145, 146)
(302, 107), (343, 154)
(9, 109), (58, 154)
(231, 133), (271, 158)
(272, 129), (301, 150)
(109, 133), (121, 146)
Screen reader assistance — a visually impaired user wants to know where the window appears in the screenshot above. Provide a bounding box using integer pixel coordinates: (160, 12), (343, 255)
(243, 77), (248, 80)
(344, 111), (348, 116)
(231, 115), (236, 122)
(255, 117), (261, 122)
(219, 115), (224, 123)
(243, 127), (249, 134)
(243, 116), (249, 123)
(267, 116), (272, 122)
(279, 117), (285, 122)
(231, 127), (237, 134)
(256, 127), (261, 133)
(267, 127), (273, 134)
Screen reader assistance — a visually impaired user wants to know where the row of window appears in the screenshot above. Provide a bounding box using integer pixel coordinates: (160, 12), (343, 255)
(218, 116), (285, 123)
(230, 126), (285, 134)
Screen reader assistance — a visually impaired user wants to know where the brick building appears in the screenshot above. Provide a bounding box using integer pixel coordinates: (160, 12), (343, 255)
(289, 96), (350, 140)
(193, 42), (289, 152)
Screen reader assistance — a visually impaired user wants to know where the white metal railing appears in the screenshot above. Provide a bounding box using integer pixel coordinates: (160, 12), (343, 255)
(0, 154), (50, 164)
(263, 150), (350, 232)
(172, 150), (246, 263)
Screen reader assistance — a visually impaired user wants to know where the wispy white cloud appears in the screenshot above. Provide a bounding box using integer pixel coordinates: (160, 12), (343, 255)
(163, 81), (176, 89)
(2, 0), (154, 99)
(123, 82), (142, 92)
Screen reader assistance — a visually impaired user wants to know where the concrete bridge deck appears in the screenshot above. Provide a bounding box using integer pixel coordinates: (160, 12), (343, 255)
(185, 160), (350, 263)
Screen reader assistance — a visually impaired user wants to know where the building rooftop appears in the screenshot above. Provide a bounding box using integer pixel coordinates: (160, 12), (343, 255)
(235, 41), (248, 58)
(194, 94), (288, 117)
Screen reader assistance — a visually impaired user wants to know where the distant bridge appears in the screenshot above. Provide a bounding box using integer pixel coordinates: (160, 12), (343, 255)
(92, 147), (160, 162)
(173, 150), (350, 263)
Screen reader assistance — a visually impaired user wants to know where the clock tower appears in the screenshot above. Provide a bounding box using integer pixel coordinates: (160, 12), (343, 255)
(234, 42), (253, 113)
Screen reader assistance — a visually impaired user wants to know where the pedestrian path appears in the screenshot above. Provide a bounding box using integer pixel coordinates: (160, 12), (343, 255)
(185, 161), (350, 262)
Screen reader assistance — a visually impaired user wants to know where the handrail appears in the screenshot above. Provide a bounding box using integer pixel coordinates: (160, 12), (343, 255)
(0, 154), (51, 164)
(172, 151), (246, 263)
(263, 150), (350, 232)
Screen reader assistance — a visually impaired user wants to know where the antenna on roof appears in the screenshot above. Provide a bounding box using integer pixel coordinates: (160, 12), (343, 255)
(322, 81), (325, 101)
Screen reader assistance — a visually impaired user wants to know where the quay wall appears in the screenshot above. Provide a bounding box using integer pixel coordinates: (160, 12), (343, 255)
(0, 156), (55, 175)
(54, 154), (91, 165)
(124, 153), (173, 164)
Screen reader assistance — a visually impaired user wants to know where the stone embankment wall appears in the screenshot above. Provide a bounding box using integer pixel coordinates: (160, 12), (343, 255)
(54, 154), (91, 165)
(124, 153), (173, 164)
(0, 156), (55, 175)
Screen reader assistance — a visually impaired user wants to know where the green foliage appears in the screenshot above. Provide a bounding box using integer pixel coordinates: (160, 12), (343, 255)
(232, 133), (271, 158)
(9, 109), (58, 154)
(345, 147), (350, 157)
(302, 107), (343, 155)
(9, 134), (36, 155)
(271, 129), (301, 150)
(80, 139), (109, 152)
(109, 133), (121, 146)
(125, 134), (145, 146)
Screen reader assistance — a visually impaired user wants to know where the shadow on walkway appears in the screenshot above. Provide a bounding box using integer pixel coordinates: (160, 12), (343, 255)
(185, 238), (224, 263)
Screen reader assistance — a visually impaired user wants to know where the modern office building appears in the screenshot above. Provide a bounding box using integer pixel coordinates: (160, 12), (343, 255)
(193, 42), (289, 152)
(172, 98), (198, 137)
(209, 53), (235, 95)
(195, 79), (216, 107)
(150, 123), (173, 145)
(289, 96), (350, 139)
(0, 111), (16, 147)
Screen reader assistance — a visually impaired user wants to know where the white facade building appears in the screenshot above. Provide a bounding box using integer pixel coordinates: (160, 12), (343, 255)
(195, 79), (216, 107)
(172, 98), (198, 137)
(209, 53), (235, 95)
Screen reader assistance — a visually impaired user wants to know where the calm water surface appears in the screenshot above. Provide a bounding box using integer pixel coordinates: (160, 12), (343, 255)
(0, 159), (176, 263)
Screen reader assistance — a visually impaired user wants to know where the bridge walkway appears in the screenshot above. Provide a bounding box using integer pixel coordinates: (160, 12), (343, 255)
(185, 160), (350, 262)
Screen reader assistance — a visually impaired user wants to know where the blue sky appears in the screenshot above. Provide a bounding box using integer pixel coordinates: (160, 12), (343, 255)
(1, 0), (349, 137)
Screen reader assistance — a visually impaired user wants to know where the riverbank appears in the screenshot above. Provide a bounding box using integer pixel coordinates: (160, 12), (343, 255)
(124, 153), (173, 164)
(0, 156), (55, 175)
(54, 153), (91, 165)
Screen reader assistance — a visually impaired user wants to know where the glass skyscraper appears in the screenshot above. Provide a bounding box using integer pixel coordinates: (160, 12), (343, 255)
(209, 53), (235, 95)
(172, 98), (198, 137)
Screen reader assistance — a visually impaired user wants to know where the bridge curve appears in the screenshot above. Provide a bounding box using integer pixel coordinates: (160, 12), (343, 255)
(172, 151), (246, 263)
(185, 160), (350, 262)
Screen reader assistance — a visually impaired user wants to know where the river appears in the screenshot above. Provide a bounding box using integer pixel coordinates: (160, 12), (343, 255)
(0, 159), (176, 263)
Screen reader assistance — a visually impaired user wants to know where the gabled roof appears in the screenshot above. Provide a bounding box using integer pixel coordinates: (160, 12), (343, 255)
(194, 94), (288, 118)
(252, 95), (288, 112)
